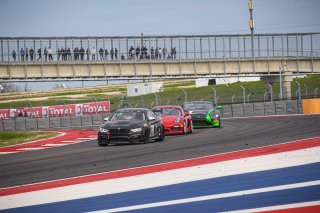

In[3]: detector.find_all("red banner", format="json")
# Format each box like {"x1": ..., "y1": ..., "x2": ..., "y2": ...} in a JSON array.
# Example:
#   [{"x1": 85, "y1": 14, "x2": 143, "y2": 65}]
[{"x1": 0, "y1": 101, "x2": 110, "y2": 120}]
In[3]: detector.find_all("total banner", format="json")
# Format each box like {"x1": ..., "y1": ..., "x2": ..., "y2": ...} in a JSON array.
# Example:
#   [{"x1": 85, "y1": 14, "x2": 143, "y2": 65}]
[{"x1": 0, "y1": 101, "x2": 110, "y2": 120}]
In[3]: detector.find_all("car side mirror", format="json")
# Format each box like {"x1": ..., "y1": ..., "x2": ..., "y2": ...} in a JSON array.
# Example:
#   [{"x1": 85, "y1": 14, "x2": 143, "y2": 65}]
[
  {"x1": 104, "y1": 117, "x2": 110, "y2": 122},
  {"x1": 216, "y1": 105, "x2": 222, "y2": 109},
  {"x1": 148, "y1": 116, "x2": 156, "y2": 121}
]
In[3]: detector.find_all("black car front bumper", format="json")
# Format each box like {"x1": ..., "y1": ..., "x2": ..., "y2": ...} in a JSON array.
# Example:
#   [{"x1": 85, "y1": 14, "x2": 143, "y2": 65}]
[{"x1": 98, "y1": 129, "x2": 145, "y2": 145}]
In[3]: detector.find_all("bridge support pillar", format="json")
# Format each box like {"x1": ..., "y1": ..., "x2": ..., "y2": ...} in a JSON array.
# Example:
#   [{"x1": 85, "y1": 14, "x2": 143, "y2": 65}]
[
  {"x1": 282, "y1": 71, "x2": 293, "y2": 100},
  {"x1": 261, "y1": 71, "x2": 293, "y2": 100}
]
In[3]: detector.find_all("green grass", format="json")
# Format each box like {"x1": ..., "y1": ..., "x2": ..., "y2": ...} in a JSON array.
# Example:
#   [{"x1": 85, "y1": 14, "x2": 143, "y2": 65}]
[
  {"x1": 0, "y1": 75, "x2": 319, "y2": 112},
  {"x1": 125, "y1": 75, "x2": 320, "y2": 108},
  {"x1": 0, "y1": 131, "x2": 60, "y2": 147}
]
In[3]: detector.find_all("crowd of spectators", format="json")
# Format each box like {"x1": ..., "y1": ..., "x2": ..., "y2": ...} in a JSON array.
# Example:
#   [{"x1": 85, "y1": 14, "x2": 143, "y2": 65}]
[{"x1": 10, "y1": 45, "x2": 178, "y2": 62}]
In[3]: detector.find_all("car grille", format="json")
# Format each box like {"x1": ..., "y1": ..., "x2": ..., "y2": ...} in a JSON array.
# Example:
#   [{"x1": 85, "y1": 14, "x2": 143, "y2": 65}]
[
  {"x1": 191, "y1": 114, "x2": 206, "y2": 119},
  {"x1": 193, "y1": 120, "x2": 211, "y2": 127},
  {"x1": 109, "y1": 129, "x2": 130, "y2": 134}
]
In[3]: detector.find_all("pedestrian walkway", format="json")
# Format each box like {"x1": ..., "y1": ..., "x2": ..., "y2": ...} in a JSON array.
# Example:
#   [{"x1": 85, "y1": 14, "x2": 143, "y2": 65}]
[{"x1": 0, "y1": 129, "x2": 97, "y2": 155}]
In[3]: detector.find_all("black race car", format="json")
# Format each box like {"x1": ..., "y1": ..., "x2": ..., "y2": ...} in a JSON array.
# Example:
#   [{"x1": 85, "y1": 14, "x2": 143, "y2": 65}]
[{"x1": 98, "y1": 108, "x2": 165, "y2": 146}]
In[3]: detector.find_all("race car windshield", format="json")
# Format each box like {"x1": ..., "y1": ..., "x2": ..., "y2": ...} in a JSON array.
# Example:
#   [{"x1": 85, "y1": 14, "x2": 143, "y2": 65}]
[
  {"x1": 111, "y1": 111, "x2": 146, "y2": 121},
  {"x1": 184, "y1": 103, "x2": 214, "y2": 111},
  {"x1": 154, "y1": 108, "x2": 182, "y2": 116}
]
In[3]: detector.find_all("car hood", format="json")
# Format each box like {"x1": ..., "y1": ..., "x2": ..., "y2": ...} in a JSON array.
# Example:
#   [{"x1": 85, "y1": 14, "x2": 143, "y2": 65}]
[
  {"x1": 101, "y1": 120, "x2": 146, "y2": 129},
  {"x1": 160, "y1": 115, "x2": 180, "y2": 123},
  {"x1": 189, "y1": 110, "x2": 209, "y2": 115}
]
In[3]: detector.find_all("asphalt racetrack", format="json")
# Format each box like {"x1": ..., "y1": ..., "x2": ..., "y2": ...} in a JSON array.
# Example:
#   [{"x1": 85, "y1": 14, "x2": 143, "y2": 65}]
[{"x1": 1, "y1": 115, "x2": 319, "y2": 189}]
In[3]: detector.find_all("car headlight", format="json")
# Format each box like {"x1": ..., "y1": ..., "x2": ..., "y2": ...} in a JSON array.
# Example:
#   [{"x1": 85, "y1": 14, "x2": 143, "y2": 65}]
[
  {"x1": 210, "y1": 112, "x2": 219, "y2": 119},
  {"x1": 174, "y1": 117, "x2": 181, "y2": 123},
  {"x1": 99, "y1": 128, "x2": 109, "y2": 133},
  {"x1": 131, "y1": 128, "x2": 142, "y2": 133}
]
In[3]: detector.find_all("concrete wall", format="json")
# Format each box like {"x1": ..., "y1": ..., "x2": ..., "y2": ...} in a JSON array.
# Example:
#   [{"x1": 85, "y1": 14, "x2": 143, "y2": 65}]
[
  {"x1": 1, "y1": 58, "x2": 319, "y2": 79},
  {"x1": 221, "y1": 100, "x2": 301, "y2": 118},
  {"x1": 0, "y1": 100, "x2": 305, "y2": 131}
]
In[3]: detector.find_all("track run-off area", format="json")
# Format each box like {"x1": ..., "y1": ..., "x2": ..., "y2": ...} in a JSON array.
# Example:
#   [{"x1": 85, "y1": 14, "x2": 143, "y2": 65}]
[{"x1": 0, "y1": 114, "x2": 319, "y2": 212}]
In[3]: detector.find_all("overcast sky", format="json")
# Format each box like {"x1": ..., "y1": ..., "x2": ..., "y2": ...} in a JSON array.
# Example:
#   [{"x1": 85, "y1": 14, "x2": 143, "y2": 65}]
[{"x1": 0, "y1": 0, "x2": 320, "y2": 37}]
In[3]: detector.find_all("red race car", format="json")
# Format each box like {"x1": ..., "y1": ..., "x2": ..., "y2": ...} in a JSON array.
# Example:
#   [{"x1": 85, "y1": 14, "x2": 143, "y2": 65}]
[{"x1": 152, "y1": 105, "x2": 193, "y2": 135}]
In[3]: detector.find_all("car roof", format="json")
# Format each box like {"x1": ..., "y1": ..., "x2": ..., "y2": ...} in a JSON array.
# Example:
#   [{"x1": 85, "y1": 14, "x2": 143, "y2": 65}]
[
  {"x1": 152, "y1": 105, "x2": 182, "y2": 109},
  {"x1": 116, "y1": 108, "x2": 149, "y2": 112},
  {"x1": 184, "y1": 101, "x2": 213, "y2": 104}
]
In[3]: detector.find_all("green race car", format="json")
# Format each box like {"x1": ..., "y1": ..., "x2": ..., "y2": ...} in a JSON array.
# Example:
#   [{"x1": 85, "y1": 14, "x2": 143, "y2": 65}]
[{"x1": 183, "y1": 101, "x2": 222, "y2": 128}]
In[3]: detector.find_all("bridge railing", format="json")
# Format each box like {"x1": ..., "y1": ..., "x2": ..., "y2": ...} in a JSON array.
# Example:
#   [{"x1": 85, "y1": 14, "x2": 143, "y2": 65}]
[{"x1": 1, "y1": 33, "x2": 319, "y2": 63}]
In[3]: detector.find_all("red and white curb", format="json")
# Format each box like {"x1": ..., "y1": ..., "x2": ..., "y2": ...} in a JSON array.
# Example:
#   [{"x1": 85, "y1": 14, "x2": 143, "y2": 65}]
[{"x1": 0, "y1": 129, "x2": 97, "y2": 155}]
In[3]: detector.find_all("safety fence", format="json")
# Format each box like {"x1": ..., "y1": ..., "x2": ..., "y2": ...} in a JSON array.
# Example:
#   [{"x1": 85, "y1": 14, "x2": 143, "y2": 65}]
[
  {"x1": 1, "y1": 33, "x2": 319, "y2": 63},
  {"x1": 0, "y1": 99, "x2": 304, "y2": 132}
]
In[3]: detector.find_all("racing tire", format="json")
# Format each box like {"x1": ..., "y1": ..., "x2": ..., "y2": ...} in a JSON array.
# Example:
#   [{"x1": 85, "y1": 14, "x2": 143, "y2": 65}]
[
  {"x1": 98, "y1": 142, "x2": 109, "y2": 146},
  {"x1": 141, "y1": 129, "x2": 149, "y2": 144},
  {"x1": 156, "y1": 126, "x2": 165, "y2": 142},
  {"x1": 183, "y1": 121, "x2": 187, "y2": 134},
  {"x1": 189, "y1": 120, "x2": 194, "y2": 133}
]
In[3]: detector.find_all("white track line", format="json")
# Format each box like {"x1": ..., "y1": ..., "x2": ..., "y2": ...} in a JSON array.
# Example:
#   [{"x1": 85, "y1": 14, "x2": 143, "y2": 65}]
[
  {"x1": 93, "y1": 181, "x2": 320, "y2": 213},
  {"x1": 17, "y1": 147, "x2": 47, "y2": 151},
  {"x1": 43, "y1": 144, "x2": 67, "y2": 147}
]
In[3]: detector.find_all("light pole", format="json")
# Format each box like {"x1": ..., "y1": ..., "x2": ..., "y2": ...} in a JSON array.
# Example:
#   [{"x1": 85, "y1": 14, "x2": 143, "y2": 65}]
[{"x1": 248, "y1": 0, "x2": 256, "y2": 73}]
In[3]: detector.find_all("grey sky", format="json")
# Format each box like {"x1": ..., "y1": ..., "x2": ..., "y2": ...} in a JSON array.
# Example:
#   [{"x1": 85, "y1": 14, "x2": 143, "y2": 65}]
[{"x1": 0, "y1": 0, "x2": 320, "y2": 37}]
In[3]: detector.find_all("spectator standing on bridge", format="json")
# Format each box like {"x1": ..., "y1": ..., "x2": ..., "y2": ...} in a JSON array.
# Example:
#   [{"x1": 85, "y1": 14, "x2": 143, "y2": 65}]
[
  {"x1": 20, "y1": 48, "x2": 25, "y2": 61},
  {"x1": 99, "y1": 48, "x2": 104, "y2": 60},
  {"x1": 80, "y1": 47, "x2": 85, "y2": 60},
  {"x1": 76, "y1": 47, "x2": 80, "y2": 60},
  {"x1": 44, "y1": 47, "x2": 48, "y2": 61},
  {"x1": 155, "y1": 47, "x2": 159, "y2": 59},
  {"x1": 48, "y1": 47, "x2": 53, "y2": 61},
  {"x1": 12, "y1": 50, "x2": 16, "y2": 61},
  {"x1": 37, "y1": 48, "x2": 42, "y2": 61},
  {"x1": 104, "y1": 48, "x2": 109, "y2": 60},
  {"x1": 128, "y1": 46, "x2": 134, "y2": 59},
  {"x1": 158, "y1": 47, "x2": 162, "y2": 59},
  {"x1": 135, "y1": 46, "x2": 140, "y2": 59},
  {"x1": 131, "y1": 48, "x2": 135, "y2": 60},
  {"x1": 86, "y1": 48, "x2": 89, "y2": 60},
  {"x1": 29, "y1": 48, "x2": 34, "y2": 61},
  {"x1": 110, "y1": 48, "x2": 114, "y2": 60},
  {"x1": 61, "y1": 48, "x2": 65, "y2": 60},
  {"x1": 25, "y1": 47, "x2": 29, "y2": 61},
  {"x1": 162, "y1": 47, "x2": 166, "y2": 59},
  {"x1": 150, "y1": 47, "x2": 154, "y2": 59},
  {"x1": 74, "y1": 47, "x2": 79, "y2": 61},
  {"x1": 91, "y1": 47, "x2": 96, "y2": 61},
  {"x1": 67, "y1": 48, "x2": 72, "y2": 60},
  {"x1": 172, "y1": 47, "x2": 177, "y2": 59},
  {"x1": 57, "y1": 48, "x2": 61, "y2": 61},
  {"x1": 73, "y1": 47, "x2": 77, "y2": 60},
  {"x1": 141, "y1": 46, "x2": 147, "y2": 59},
  {"x1": 115, "y1": 48, "x2": 118, "y2": 60}
]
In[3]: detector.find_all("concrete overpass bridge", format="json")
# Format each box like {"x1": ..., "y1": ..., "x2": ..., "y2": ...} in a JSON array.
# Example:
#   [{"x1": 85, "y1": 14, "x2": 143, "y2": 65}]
[
  {"x1": 0, "y1": 33, "x2": 319, "y2": 81},
  {"x1": 0, "y1": 33, "x2": 319, "y2": 99}
]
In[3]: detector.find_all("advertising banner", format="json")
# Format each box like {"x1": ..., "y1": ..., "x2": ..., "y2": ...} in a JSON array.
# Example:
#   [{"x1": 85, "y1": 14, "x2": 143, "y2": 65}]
[{"x1": 0, "y1": 101, "x2": 110, "y2": 120}]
